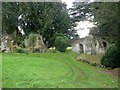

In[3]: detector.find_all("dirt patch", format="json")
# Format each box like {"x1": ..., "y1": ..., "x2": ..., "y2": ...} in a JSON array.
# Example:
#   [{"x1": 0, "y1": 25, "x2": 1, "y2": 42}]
[{"x1": 102, "y1": 68, "x2": 119, "y2": 78}]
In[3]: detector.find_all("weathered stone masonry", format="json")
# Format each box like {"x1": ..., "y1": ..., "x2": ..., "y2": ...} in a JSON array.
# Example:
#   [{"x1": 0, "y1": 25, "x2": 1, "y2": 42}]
[{"x1": 71, "y1": 35, "x2": 109, "y2": 54}]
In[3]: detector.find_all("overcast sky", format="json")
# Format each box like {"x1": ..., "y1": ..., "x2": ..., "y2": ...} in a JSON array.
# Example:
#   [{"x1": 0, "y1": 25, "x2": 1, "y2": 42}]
[{"x1": 62, "y1": 0, "x2": 95, "y2": 38}]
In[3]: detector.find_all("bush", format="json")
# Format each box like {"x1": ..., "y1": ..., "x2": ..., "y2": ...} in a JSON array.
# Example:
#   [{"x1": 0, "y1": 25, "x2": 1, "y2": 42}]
[
  {"x1": 54, "y1": 35, "x2": 69, "y2": 52},
  {"x1": 14, "y1": 47, "x2": 28, "y2": 53},
  {"x1": 90, "y1": 63, "x2": 97, "y2": 67},
  {"x1": 101, "y1": 45, "x2": 120, "y2": 69},
  {"x1": 28, "y1": 34, "x2": 38, "y2": 50}
]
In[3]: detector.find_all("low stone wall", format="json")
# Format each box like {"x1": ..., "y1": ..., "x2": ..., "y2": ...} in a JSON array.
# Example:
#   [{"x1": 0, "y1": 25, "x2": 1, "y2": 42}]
[{"x1": 75, "y1": 56, "x2": 105, "y2": 68}]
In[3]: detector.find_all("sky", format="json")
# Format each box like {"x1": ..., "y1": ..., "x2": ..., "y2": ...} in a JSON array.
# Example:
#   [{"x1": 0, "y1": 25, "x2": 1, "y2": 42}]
[
  {"x1": 75, "y1": 21, "x2": 95, "y2": 38},
  {"x1": 63, "y1": 0, "x2": 75, "y2": 9},
  {"x1": 62, "y1": 0, "x2": 95, "y2": 38}
]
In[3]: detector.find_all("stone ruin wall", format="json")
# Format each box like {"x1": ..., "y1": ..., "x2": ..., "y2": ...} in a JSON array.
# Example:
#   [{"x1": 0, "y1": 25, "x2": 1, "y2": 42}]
[
  {"x1": 0, "y1": 34, "x2": 46, "y2": 53},
  {"x1": 72, "y1": 35, "x2": 109, "y2": 54},
  {"x1": 0, "y1": 34, "x2": 14, "y2": 52},
  {"x1": 24, "y1": 35, "x2": 46, "y2": 52}
]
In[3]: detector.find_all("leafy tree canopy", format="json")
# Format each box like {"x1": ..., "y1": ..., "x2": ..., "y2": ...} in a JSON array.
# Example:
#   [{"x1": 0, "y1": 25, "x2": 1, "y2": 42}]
[{"x1": 2, "y1": 2, "x2": 74, "y2": 47}]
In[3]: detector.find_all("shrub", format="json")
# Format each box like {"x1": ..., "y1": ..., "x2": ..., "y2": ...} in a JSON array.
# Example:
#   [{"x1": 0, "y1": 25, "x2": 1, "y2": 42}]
[
  {"x1": 54, "y1": 35, "x2": 69, "y2": 52},
  {"x1": 91, "y1": 63, "x2": 97, "y2": 67},
  {"x1": 28, "y1": 34, "x2": 38, "y2": 50},
  {"x1": 101, "y1": 45, "x2": 120, "y2": 69},
  {"x1": 14, "y1": 47, "x2": 28, "y2": 53}
]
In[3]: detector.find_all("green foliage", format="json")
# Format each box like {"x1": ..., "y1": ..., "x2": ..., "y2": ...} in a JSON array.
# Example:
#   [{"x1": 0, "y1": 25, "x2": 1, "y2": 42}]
[
  {"x1": 91, "y1": 2, "x2": 119, "y2": 43},
  {"x1": 2, "y1": 2, "x2": 23, "y2": 45},
  {"x1": 28, "y1": 34, "x2": 37, "y2": 49},
  {"x1": 13, "y1": 33, "x2": 26, "y2": 46},
  {"x1": 2, "y1": 2, "x2": 73, "y2": 47},
  {"x1": 70, "y1": 2, "x2": 92, "y2": 22},
  {"x1": 25, "y1": 34, "x2": 38, "y2": 50},
  {"x1": 70, "y1": 2, "x2": 119, "y2": 44},
  {"x1": 54, "y1": 34, "x2": 69, "y2": 52},
  {"x1": 28, "y1": 34, "x2": 37, "y2": 45},
  {"x1": 2, "y1": 2, "x2": 20, "y2": 34},
  {"x1": 101, "y1": 45, "x2": 120, "y2": 69},
  {"x1": 14, "y1": 47, "x2": 27, "y2": 53}
]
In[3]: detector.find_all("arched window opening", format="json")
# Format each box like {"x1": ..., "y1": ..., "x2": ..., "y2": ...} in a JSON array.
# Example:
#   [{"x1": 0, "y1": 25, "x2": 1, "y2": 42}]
[
  {"x1": 79, "y1": 44, "x2": 84, "y2": 53},
  {"x1": 102, "y1": 41, "x2": 107, "y2": 50},
  {"x1": 94, "y1": 42, "x2": 97, "y2": 47}
]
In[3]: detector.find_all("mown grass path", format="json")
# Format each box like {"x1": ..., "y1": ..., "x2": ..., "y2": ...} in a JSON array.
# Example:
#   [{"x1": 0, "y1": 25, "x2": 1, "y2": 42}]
[{"x1": 2, "y1": 52, "x2": 118, "y2": 88}]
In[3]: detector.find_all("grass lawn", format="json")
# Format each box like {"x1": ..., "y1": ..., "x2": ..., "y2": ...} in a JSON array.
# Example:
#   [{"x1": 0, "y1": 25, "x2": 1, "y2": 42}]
[{"x1": 2, "y1": 52, "x2": 118, "y2": 88}]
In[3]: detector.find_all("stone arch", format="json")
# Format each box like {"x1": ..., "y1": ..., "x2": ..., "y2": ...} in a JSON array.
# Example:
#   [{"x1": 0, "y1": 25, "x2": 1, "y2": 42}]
[
  {"x1": 79, "y1": 43, "x2": 84, "y2": 53},
  {"x1": 94, "y1": 40, "x2": 98, "y2": 47}
]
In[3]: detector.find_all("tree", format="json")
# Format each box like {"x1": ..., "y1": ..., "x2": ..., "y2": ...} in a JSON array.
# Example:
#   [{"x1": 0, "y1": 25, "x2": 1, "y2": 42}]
[
  {"x1": 69, "y1": 2, "x2": 92, "y2": 40},
  {"x1": 54, "y1": 33, "x2": 69, "y2": 52},
  {"x1": 92, "y1": 2, "x2": 120, "y2": 68},
  {"x1": 2, "y1": 2, "x2": 73, "y2": 48},
  {"x1": 17, "y1": 2, "x2": 72, "y2": 47},
  {"x1": 69, "y1": 2, "x2": 93, "y2": 23},
  {"x1": 91, "y1": 2, "x2": 119, "y2": 43},
  {"x1": 2, "y1": 3, "x2": 21, "y2": 43},
  {"x1": 70, "y1": 2, "x2": 119, "y2": 44}
]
